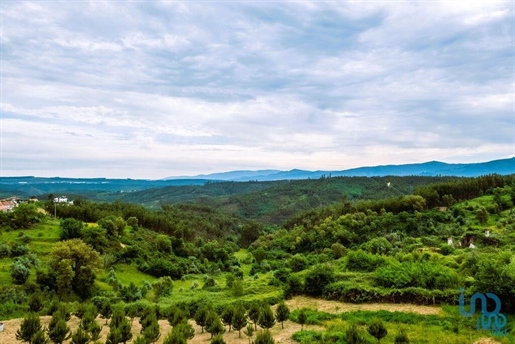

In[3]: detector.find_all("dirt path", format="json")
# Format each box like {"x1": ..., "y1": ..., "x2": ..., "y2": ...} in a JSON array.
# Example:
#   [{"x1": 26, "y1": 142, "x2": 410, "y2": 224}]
[
  {"x1": 284, "y1": 296, "x2": 442, "y2": 315},
  {"x1": 0, "y1": 296, "x2": 443, "y2": 344}
]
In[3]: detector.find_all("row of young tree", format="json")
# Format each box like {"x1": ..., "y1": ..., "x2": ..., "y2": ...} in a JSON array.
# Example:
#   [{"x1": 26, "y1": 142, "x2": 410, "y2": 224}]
[{"x1": 15, "y1": 299, "x2": 295, "y2": 344}]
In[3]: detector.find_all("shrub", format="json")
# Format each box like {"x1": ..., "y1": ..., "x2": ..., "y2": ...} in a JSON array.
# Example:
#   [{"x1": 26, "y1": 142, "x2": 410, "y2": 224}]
[
  {"x1": 346, "y1": 251, "x2": 385, "y2": 272},
  {"x1": 367, "y1": 318, "x2": 387, "y2": 342},
  {"x1": 291, "y1": 330, "x2": 322, "y2": 342},
  {"x1": 11, "y1": 261, "x2": 30, "y2": 284},
  {"x1": 304, "y1": 265, "x2": 335, "y2": 296},
  {"x1": 394, "y1": 328, "x2": 409, "y2": 344}
]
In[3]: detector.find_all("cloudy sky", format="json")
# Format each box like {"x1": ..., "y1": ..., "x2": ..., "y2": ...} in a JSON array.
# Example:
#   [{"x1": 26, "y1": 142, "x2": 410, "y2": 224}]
[{"x1": 1, "y1": 1, "x2": 513, "y2": 179}]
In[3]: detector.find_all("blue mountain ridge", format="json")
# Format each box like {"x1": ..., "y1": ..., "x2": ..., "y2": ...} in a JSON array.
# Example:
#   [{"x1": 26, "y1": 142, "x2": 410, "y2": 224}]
[{"x1": 165, "y1": 157, "x2": 515, "y2": 181}]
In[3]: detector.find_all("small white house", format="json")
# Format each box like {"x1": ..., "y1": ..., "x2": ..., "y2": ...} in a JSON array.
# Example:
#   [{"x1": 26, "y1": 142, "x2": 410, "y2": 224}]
[
  {"x1": 447, "y1": 237, "x2": 453, "y2": 246},
  {"x1": 54, "y1": 196, "x2": 68, "y2": 203},
  {"x1": 485, "y1": 230, "x2": 490, "y2": 237}
]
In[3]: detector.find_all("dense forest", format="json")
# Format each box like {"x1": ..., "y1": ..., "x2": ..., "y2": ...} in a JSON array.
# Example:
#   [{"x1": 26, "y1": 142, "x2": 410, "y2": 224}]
[{"x1": 0, "y1": 174, "x2": 514, "y2": 343}]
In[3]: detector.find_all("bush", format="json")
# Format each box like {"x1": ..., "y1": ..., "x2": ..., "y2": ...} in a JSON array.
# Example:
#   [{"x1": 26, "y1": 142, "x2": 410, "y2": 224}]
[
  {"x1": 367, "y1": 318, "x2": 387, "y2": 342},
  {"x1": 346, "y1": 251, "x2": 385, "y2": 272},
  {"x1": 60, "y1": 218, "x2": 84, "y2": 240},
  {"x1": 0, "y1": 241, "x2": 11, "y2": 257},
  {"x1": 291, "y1": 330, "x2": 322, "y2": 342},
  {"x1": 374, "y1": 260, "x2": 458, "y2": 290},
  {"x1": 394, "y1": 328, "x2": 409, "y2": 344},
  {"x1": 361, "y1": 237, "x2": 393, "y2": 255},
  {"x1": 303, "y1": 265, "x2": 335, "y2": 296},
  {"x1": 11, "y1": 261, "x2": 30, "y2": 284}
]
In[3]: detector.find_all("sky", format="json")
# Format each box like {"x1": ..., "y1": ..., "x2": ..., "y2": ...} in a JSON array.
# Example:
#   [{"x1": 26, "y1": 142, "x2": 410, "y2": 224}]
[{"x1": 1, "y1": 1, "x2": 514, "y2": 179}]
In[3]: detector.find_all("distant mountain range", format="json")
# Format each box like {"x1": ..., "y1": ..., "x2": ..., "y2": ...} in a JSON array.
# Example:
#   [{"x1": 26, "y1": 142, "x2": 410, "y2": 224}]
[
  {"x1": 164, "y1": 157, "x2": 515, "y2": 181},
  {"x1": 1, "y1": 157, "x2": 513, "y2": 198}
]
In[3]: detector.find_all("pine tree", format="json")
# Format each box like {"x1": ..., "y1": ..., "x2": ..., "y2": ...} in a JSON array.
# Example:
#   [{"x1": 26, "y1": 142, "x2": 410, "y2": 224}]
[
  {"x1": 88, "y1": 320, "x2": 102, "y2": 342},
  {"x1": 206, "y1": 315, "x2": 225, "y2": 339},
  {"x1": 16, "y1": 313, "x2": 42, "y2": 343},
  {"x1": 142, "y1": 314, "x2": 161, "y2": 344},
  {"x1": 221, "y1": 305, "x2": 235, "y2": 332},
  {"x1": 232, "y1": 305, "x2": 248, "y2": 338},
  {"x1": 257, "y1": 305, "x2": 275, "y2": 330},
  {"x1": 254, "y1": 330, "x2": 275, "y2": 344},
  {"x1": 119, "y1": 316, "x2": 133, "y2": 344},
  {"x1": 132, "y1": 336, "x2": 149, "y2": 344},
  {"x1": 30, "y1": 329, "x2": 49, "y2": 344},
  {"x1": 243, "y1": 323, "x2": 254, "y2": 344},
  {"x1": 70, "y1": 326, "x2": 90, "y2": 344},
  {"x1": 275, "y1": 302, "x2": 290, "y2": 329},
  {"x1": 211, "y1": 334, "x2": 226, "y2": 344},
  {"x1": 248, "y1": 303, "x2": 261, "y2": 331},
  {"x1": 47, "y1": 312, "x2": 71, "y2": 344},
  {"x1": 106, "y1": 327, "x2": 122, "y2": 344},
  {"x1": 297, "y1": 309, "x2": 307, "y2": 331},
  {"x1": 194, "y1": 304, "x2": 211, "y2": 334},
  {"x1": 109, "y1": 306, "x2": 125, "y2": 329}
]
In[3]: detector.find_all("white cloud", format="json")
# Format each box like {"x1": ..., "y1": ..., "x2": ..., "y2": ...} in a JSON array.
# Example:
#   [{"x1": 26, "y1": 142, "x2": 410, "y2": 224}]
[{"x1": 0, "y1": 1, "x2": 513, "y2": 178}]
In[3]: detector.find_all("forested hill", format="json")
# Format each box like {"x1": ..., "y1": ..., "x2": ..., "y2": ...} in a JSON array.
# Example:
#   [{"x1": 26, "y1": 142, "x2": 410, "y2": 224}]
[{"x1": 110, "y1": 176, "x2": 460, "y2": 225}]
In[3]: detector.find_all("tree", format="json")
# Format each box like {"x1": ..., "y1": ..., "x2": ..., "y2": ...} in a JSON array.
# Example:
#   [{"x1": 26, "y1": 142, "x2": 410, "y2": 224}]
[
  {"x1": 30, "y1": 329, "x2": 49, "y2": 344},
  {"x1": 142, "y1": 313, "x2": 160, "y2": 343},
  {"x1": 106, "y1": 305, "x2": 131, "y2": 343},
  {"x1": 257, "y1": 305, "x2": 275, "y2": 330},
  {"x1": 252, "y1": 247, "x2": 268, "y2": 264},
  {"x1": 248, "y1": 303, "x2": 261, "y2": 331},
  {"x1": 163, "y1": 321, "x2": 195, "y2": 344},
  {"x1": 153, "y1": 276, "x2": 173, "y2": 300},
  {"x1": 11, "y1": 202, "x2": 43, "y2": 229},
  {"x1": 368, "y1": 318, "x2": 387, "y2": 342},
  {"x1": 118, "y1": 315, "x2": 133, "y2": 344},
  {"x1": 243, "y1": 323, "x2": 254, "y2": 344},
  {"x1": 194, "y1": 304, "x2": 211, "y2": 333},
  {"x1": 99, "y1": 299, "x2": 113, "y2": 325},
  {"x1": 70, "y1": 327, "x2": 90, "y2": 344},
  {"x1": 206, "y1": 314, "x2": 225, "y2": 339},
  {"x1": 127, "y1": 216, "x2": 139, "y2": 229},
  {"x1": 232, "y1": 279, "x2": 244, "y2": 297},
  {"x1": 476, "y1": 207, "x2": 489, "y2": 225},
  {"x1": 210, "y1": 335, "x2": 226, "y2": 344},
  {"x1": 88, "y1": 320, "x2": 102, "y2": 342},
  {"x1": 132, "y1": 336, "x2": 149, "y2": 344},
  {"x1": 60, "y1": 218, "x2": 84, "y2": 240},
  {"x1": 11, "y1": 260, "x2": 30, "y2": 284},
  {"x1": 221, "y1": 306, "x2": 235, "y2": 332},
  {"x1": 98, "y1": 215, "x2": 126, "y2": 237},
  {"x1": 81, "y1": 226, "x2": 108, "y2": 253},
  {"x1": 106, "y1": 328, "x2": 122, "y2": 344},
  {"x1": 303, "y1": 265, "x2": 335, "y2": 296},
  {"x1": 48, "y1": 312, "x2": 71, "y2": 344},
  {"x1": 254, "y1": 330, "x2": 275, "y2": 344},
  {"x1": 166, "y1": 306, "x2": 188, "y2": 327},
  {"x1": 232, "y1": 305, "x2": 248, "y2": 338},
  {"x1": 297, "y1": 309, "x2": 307, "y2": 331},
  {"x1": 49, "y1": 239, "x2": 102, "y2": 299},
  {"x1": 109, "y1": 306, "x2": 125, "y2": 329},
  {"x1": 275, "y1": 302, "x2": 290, "y2": 329},
  {"x1": 55, "y1": 259, "x2": 74, "y2": 300},
  {"x1": 16, "y1": 313, "x2": 42, "y2": 343},
  {"x1": 28, "y1": 293, "x2": 44, "y2": 313}
]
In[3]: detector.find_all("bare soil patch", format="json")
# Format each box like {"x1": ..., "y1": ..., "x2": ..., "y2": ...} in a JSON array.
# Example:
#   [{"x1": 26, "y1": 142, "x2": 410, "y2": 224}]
[{"x1": 284, "y1": 296, "x2": 442, "y2": 315}]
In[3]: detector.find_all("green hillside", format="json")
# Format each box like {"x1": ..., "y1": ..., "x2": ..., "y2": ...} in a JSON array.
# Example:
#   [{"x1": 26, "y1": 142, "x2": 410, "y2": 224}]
[{"x1": 0, "y1": 174, "x2": 514, "y2": 343}]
